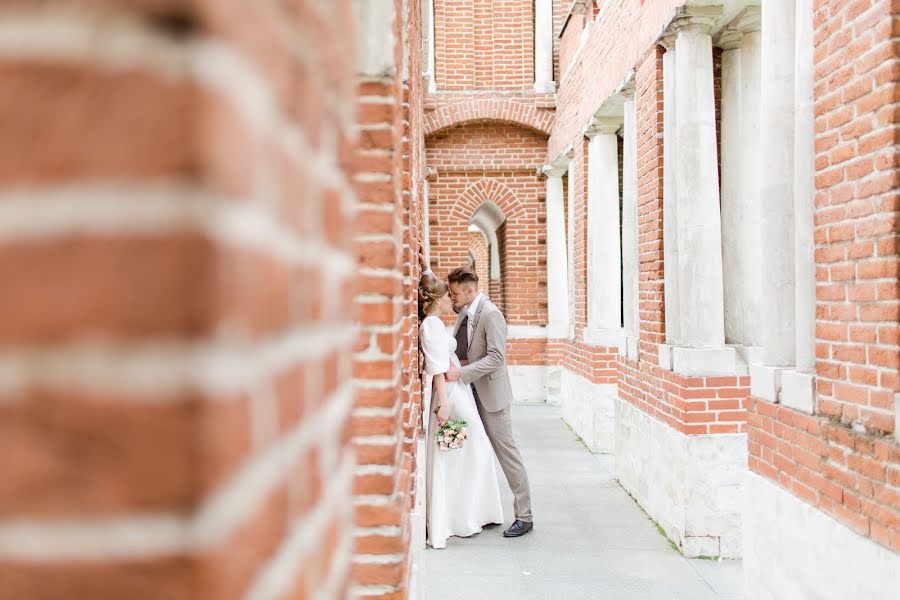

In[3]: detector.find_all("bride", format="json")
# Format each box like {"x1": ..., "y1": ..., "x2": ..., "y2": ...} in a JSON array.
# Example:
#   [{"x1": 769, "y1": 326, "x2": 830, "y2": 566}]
[{"x1": 419, "y1": 274, "x2": 504, "y2": 548}]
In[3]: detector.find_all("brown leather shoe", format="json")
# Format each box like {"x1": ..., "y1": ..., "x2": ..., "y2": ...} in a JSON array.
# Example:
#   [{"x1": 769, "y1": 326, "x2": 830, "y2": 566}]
[{"x1": 503, "y1": 520, "x2": 533, "y2": 538}]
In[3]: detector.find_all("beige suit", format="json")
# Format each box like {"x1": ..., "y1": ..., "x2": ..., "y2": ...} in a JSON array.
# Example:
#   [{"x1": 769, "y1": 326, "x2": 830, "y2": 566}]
[{"x1": 455, "y1": 297, "x2": 533, "y2": 523}]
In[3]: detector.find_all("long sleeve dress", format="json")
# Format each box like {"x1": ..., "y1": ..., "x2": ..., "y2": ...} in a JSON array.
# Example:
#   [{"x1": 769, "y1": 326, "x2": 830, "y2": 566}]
[{"x1": 420, "y1": 315, "x2": 504, "y2": 548}]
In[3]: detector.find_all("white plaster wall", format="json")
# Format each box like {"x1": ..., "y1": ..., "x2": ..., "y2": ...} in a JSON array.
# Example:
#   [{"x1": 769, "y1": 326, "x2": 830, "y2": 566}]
[
  {"x1": 558, "y1": 370, "x2": 617, "y2": 453},
  {"x1": 615, "y1": 398, "x2": 747, "y2": 558},
  {"x1": 744, "y1": 472, "x2": 900, "y2": 599},
  {"x1": 508, "y1": 365, "x2": 548, "y2": 404}
]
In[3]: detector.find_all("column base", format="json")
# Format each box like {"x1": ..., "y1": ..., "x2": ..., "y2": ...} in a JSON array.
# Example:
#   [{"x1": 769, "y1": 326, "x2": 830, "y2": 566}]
[
  {"x1": 728, "y1": 344, "x2": 764, "y2": 374},
  {"x1": 780, "y1": 369, "x2": 816, "y2": 414},
  {"x1": 533, "y1": 80, "x2": 556, "y2": 93},
  {"x1": 749, "y1": 364, "x2": 783, "y2": 402},
  {"x1": 658, "y1": 345, "x2": 737, "y2": 376},
  {"x1": 583, "y1": 326, "x2": 624, "y2": 348},
  {"x1": 617, "y1": 335, "x2": 640, "y2": 361}
]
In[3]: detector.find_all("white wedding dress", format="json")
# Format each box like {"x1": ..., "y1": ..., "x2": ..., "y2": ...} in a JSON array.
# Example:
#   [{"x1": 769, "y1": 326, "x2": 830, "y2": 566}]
[{"x1": 420, "y1": 315, "x2": 504, "y2": 549}]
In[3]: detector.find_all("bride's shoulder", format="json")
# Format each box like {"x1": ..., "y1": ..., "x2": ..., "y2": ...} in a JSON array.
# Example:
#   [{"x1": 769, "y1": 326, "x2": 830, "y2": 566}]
[
  {"x1": 420, "y1": 315, "x2": 447, "y2": 334},
  {"x1": 421, "y1": 315, "x2": 443, "y2": 328}
]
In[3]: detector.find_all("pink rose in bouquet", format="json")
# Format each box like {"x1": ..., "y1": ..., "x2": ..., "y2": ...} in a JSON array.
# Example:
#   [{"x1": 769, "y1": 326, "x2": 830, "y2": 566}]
[{"x1": 435, "y1": 419, "x2": 469, "y2": 451}]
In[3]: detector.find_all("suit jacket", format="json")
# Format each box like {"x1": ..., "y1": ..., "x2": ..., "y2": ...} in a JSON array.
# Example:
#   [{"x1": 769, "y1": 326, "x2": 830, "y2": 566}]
[{"x1": 454, "y1": 297, "x2": 514, "y2": 413}]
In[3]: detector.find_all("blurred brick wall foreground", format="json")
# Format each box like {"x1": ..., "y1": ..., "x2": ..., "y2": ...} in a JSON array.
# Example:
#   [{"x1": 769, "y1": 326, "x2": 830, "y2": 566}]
[{"x1": 0, "y1": 1, "x2": 423, "y2": 598}]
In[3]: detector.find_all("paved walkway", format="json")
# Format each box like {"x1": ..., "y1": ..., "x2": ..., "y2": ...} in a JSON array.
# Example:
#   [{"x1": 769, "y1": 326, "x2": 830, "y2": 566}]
[{"x1": 424, "y1": 404, "x2": 744, "y2": 600}]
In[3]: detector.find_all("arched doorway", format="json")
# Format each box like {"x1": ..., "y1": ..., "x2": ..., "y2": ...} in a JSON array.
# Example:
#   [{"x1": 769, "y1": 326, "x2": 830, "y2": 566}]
[{"x1": 469, "y1": 200, "x2": 507, "y2": 313}]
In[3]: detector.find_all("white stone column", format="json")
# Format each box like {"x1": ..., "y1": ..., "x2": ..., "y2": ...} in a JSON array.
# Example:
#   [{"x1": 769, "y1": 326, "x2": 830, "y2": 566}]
[
  {"x1": 718, "y1": 7, "x2": 763, "y2": 358},
  {"x1": 534, "y1": 0, "x2": 554, "y2": 92},
  {"x1": 751, "y1": 0, "x2": 799, "y2": 402},
  {"x1": 740, "y1": 23, "x2": 763, "y2": 350},
  {"x1": 760, "y1": 0, "x2": 797, "y2": 368},
  {"x1": 794, "y1": 0, "x2": 815, "y2": 373},
  {"x1": 424, "y1": 0, "x2": 436, "y2": 92},
  {"x1": 585, "y1": 119, "x2": 623, "y2": 346},
  {"x1": 674, "y1": 24, "x2": 726, "y2": 349},
  {"x1": 668, "y1": 10, "x2": 736, "y2": 375},
  {"x1": 621, "y1": 99, "x2": 639, "y2": 360},
  {"x1": 779, "y1": 0, "x2": 817, "y2": 414},
  {"x1": 719, "y1": 38, "x2": 743, "y2": 345},
  {"x1": 662, "y1": 46, "x2": 681, "y2": 350},
  {"x1": 566, "y1": 159, "x2": 577, "y2": 339},
  {"x1": 544, "y1": 166, "x2": 569, "y2": 339}
]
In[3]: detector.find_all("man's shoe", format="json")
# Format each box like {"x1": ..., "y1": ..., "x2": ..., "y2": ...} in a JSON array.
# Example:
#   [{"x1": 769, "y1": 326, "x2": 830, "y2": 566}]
[{"x1": 503, "y1": 520, "x2": 533, "y2": 538}]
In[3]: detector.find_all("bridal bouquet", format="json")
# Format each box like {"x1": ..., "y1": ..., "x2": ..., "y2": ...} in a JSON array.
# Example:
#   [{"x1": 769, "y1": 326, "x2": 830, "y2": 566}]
[{"x1": 435, "y1": 420, "x2": 469, "y2": 451}]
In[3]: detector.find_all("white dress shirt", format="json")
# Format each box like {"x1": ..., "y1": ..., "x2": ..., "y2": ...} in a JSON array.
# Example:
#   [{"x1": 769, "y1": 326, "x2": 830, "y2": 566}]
[{"x1": 466, "y1": 293, "x2": 485, "y2": 345}]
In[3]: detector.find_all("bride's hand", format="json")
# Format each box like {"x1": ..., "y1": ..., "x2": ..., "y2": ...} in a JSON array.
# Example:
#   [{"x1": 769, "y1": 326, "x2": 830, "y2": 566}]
[{"x1": 437, "y1": 402, "x2": 451, "y2": 425}]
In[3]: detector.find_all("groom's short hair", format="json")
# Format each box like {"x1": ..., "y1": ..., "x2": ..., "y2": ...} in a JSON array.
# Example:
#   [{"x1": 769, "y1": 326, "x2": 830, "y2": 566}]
[{"x1": 447, "y1": 266, "x2": 479, "y2": 287}]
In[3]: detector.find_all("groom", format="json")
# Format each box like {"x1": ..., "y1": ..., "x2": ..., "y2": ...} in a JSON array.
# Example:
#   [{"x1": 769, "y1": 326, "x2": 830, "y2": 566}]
[{"x1": 420, "y1": 250, "x2": 534, "y2": 538}]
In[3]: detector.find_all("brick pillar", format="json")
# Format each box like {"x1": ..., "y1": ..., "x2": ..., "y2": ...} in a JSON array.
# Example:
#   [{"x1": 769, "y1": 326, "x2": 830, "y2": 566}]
[
  {"x1": 0, "y1": 1, "x2": 358, "y2": 598},
  {"x1": 351, "y1": 0, "x2": 425, "y2": 598}
]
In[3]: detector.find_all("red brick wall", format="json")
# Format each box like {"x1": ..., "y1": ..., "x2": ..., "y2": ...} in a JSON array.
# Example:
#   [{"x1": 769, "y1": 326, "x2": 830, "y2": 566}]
[
  {"x1": 811, "y1": 0, "x2": 898, "y2": 434},
  {"x1": 351, "y1": 0, "x2": 426, "y2": 596},
  {"x1": 746, "y1": 0, "x2": 900, "y2": 552},
  {"x1": 468, "y1": 232, "x2": 490, "y2": 291},
  {"x1": 434, "y1": 0, "x2": 534, "y2": 91},
  {"x1": 426, "y1": 122, "x2": 549, "y2": 327},
  {"x1": 0, "y1": 1, "x2": 358, "y2": 598}
]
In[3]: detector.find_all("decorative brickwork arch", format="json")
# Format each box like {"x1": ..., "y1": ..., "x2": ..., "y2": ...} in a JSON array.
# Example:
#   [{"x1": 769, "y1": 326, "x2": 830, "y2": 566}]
[
  {"x1": 424, "y1": 99, "x2": 555, "y2": 136},
  {"x1": 451, "y1": 178, "x2": 525, "y2": 223}
]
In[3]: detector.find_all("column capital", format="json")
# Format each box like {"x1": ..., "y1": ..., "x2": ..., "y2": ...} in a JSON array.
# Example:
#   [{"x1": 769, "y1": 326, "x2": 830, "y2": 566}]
[
  {"x1": 660, "y1": 5, "x2": 724, "y2": 48},
  {"x1": 541, "y1": 164, "x2": 567, "y2": 178},
  {"x1": 716, "y1": 6, "x2": 761, "y2": 50},
  {"x1": 583, "y1": 116, "x2": 622, "y2": 139}
]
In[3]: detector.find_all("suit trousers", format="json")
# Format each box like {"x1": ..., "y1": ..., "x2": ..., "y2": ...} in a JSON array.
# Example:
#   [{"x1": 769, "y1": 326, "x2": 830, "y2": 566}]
[{"x1": 475, "y1": 393, "x2": 533, "y2": 523}]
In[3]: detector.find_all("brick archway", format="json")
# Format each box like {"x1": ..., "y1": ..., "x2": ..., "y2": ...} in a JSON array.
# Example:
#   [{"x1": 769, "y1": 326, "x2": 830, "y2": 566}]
[
  {"x1": 424, "y1": 99, "x2": 555, "y2": 136},
  {"x1": 452, "y1": 178, "x2": 525, "y2": 223}
]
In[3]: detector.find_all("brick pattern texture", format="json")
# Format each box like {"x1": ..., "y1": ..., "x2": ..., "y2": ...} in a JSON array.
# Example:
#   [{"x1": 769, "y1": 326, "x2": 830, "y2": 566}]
[
  {"x1": 433, "y1": 0, "x2": 534, "y2": 91},
  {"x1": 351, "y1": 0, "x2": 426, "y2": 597},
  {"x1": 0, "y1": 1, "x2": 361, "y2": 598},
  {"x1": 744, "y1": 0, "x2": 900, "y2": 552}
]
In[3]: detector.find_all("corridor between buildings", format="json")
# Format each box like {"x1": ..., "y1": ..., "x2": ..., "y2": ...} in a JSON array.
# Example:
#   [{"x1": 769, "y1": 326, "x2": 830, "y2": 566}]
[{"x1": 0, "y1": 1, "x2": 896, "y2": 599}]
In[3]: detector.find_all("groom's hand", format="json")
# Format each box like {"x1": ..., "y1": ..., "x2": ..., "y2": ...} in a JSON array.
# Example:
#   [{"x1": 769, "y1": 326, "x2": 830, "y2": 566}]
[{"x1": 446, "y1": 363, "x2": 461, "y2": 382}]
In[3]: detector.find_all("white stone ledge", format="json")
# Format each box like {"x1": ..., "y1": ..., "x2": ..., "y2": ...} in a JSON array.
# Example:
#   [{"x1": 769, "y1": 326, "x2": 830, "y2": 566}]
[
  {"x1": 508, "y1": 325, "x2": 548, "y2": 339},
  {"x1": 658, "y1": 345, "x2": 737, "y2": 376},
  {"x1": 583, "y1": 327, "x2": 624, "y2": 348}
]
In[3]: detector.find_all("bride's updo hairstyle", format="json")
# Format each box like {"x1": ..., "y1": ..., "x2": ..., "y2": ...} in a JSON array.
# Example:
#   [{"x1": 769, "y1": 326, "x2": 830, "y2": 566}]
[{"x1": 418, "y1": 274, "x2": 449, "y2": 321}]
